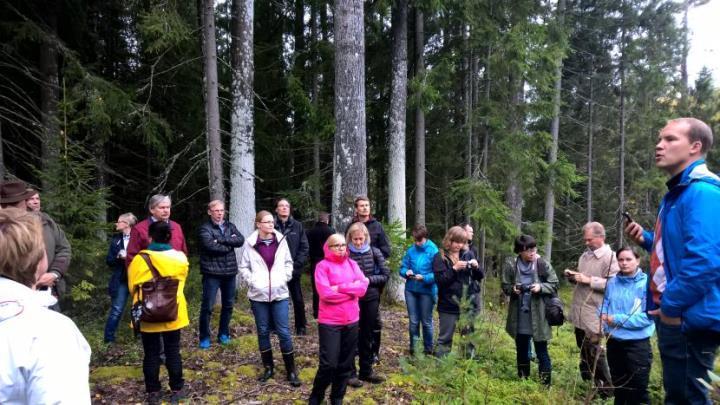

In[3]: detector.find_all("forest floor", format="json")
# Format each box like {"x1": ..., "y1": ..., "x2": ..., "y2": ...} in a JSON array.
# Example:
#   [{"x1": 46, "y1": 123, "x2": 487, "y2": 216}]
[
  {"x1": 79, "y1": 278, "x2": 672, "y2": 404},
  {"x1": 86, "y1": 295, "x2": 416, "y2": 404}
]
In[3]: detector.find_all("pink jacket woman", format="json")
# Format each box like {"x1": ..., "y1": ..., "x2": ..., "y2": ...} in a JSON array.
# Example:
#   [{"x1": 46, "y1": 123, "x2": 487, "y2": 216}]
[{"x1": 314, "y1": 242, "x2": 369, "y2": 325}]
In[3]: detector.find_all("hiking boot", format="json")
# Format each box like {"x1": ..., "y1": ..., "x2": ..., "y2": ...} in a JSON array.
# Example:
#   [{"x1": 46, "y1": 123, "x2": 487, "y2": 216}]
[
  {"x1": 198, "y1": 338, "x2": 211, "y2": 350},
  {"x1": 145, "y1": 391, "x2": 161, "y2": 405},
  {"x1": 296, "y1": 327, "x2": 307, "y2": 336},
  {"x1": 170, "y1": 388, "x2": 186, "y2": 404},
  {"x1": 347, "y1": 377, "x2": 363, "y2": 388},
  {"x1": 359, "y1": 373, "x2": 385, "y2": 384},
  {"x1": 218, "y1": 334, "x2": 231, "y2": 345}
]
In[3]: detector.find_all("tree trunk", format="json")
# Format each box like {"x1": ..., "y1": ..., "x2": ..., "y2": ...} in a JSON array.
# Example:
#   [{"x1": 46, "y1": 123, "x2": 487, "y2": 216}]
[
  {"x1": 310, "y1": 2, "x2": 321, "y2": 206},
  {"x1": 414, "y1": 8, "x2": 426, "y2": 226},
  {"x1": 680, "y1": 0, "x2": 689, "y2": 110},
  {"x1": 386, "y1": 0, "x2": 408, "y2": 303},
  {"x1": 542, "y1": 0, "x2": 565, "y2": 262},
  {"x1": 39, "y1": 0, "x2": 60, "y2": 191},
  {"x1": 388, "y1": 0, "x2": 408, "y2": 232},
  {"x1": 0, "y1": 120, "x2": 4, "y2": 181},
  {"x1": 230, "y1": 0, "x2": 256, "y2": 238},
  {"x1": 506, "y1": 82, "x2": 524, "y2": 231},
  {"x1": 587, "y1": 63, "x2": 594, "y2": 223},
  {"x1": 617, "y1": 11, "x2": 627, "y2": 246},
  {"x1": 202, "y1": 0, "x2": 225, "y2": 201},
  {"x1": 331, "y1": 0, "x2": 367, "y2": 231},
  {"x1": 479, "y1": 44, "x2": 492, "y2": 269}
]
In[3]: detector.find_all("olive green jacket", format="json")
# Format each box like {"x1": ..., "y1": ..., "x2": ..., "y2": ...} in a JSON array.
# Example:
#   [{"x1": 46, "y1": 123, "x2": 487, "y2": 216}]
[{"x1": 501, "y1": 256, "x2": 559, "y2": 342}]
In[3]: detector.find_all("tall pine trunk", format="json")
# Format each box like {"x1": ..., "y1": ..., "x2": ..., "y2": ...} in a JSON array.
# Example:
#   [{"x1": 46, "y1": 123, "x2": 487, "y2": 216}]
[
  {"x1": 230, "y1": 0, "x2": 256, "y2": 238},
  {"x1": 332, "y1": 0, "x2": 367, "y2": 231},
  {"x1": 587, "y1": 63, "x2": 594, "y2": 223},
  {"x1": 0, "y1": 121, "x2": 4, "y2": 181},
  {"x1": 617, "y1": 10, "x2": 627, "y2": 246},
  {"x1": 202, "y1": 0, "x2": 225, "y2": 201},
  {"x1": 414, "y1": 8, "x2": 426, "y2": 226},
  {"x1": 310, "y1": 2, "x2": 322, "y2": 206},
  {"x1": 543, "y1": 0, "x2": 565, "y2": 262},
  {"x1": 39, "y1": 0, "x2": 60, "y2": 191}
]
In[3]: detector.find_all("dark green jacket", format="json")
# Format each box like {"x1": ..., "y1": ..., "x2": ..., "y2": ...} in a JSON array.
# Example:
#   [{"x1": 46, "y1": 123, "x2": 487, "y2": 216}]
[
  {"x1": 501, "y1": 256, "x2": 558, "y2": 342},
  {"x1": 40, "y1": 212, "x2": 71, "y2": 278}
]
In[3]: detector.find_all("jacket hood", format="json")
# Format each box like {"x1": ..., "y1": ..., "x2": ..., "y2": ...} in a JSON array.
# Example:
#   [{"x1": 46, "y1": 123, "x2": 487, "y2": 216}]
[
  {"x1": 415, "y1": 239, "x2": 437, "y2": 252},
  {"x1": 0, "y1": 277, "x2": 57, "y2": 323},
  {"x1": 247, "y1": 229, "x2": 285, "y2": 246},
  {"x1": 352, "y1": 215, "x2": 377, "y2": 224},
  {"x1": 616, "y1": 267, "x2": 645, "y2": 283},
  {"x1": 323, "y1": 241, "x2": 350, "y2": 263},
  {"x1": 676, "y1": 160, "x2": 720, "y2": 188}
]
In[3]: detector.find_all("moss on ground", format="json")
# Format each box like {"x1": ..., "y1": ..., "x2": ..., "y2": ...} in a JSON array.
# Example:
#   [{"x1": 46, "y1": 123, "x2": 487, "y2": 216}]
[{"x1": 90, "y1": 365, "x2": 143, "y2": 384}]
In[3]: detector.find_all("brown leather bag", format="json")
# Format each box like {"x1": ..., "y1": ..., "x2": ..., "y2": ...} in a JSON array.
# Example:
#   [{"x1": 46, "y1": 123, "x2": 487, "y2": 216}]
[{"x1": 134, "y1": 252, "x2": 179, "y2": 323}]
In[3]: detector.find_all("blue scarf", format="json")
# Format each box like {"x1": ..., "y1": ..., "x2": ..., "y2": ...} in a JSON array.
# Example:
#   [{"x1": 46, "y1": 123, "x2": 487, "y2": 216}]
[
  {"x1": 348, "y1": 242, "x2": 371, "y2": 254},
  {"x1": 148, "y1": 242, "x2": 172, "y2": 251}
]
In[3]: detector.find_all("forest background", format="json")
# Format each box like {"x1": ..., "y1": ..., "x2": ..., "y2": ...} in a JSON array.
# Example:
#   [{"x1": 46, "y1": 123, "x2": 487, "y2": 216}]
[{"x1": 1, "y1": 0, "x2": 720, "y2": 402}]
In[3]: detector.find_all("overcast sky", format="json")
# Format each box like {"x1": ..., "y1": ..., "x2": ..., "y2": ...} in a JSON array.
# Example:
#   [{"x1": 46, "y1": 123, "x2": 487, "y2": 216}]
[{"x1": 687, "y1": 1, "x2": 720, "y2": 84}]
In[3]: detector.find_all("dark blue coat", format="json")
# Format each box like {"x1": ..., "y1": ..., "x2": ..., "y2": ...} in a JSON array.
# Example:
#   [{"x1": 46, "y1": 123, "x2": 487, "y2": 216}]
[
  {"x1": 275, "y1": 216, "x2": 309, "y2": 277},
  {"x1": 198, "y1": 220, "x2": 245, "y2": 276},
  {"x1": 105, "y1": 234, "x2": 127, "y2": 296}
]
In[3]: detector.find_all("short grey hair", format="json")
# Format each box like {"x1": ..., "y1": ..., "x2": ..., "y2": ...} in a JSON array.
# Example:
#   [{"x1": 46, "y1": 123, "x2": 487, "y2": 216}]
[
  {"x1": 119, "y1": 212, "x2": 138, "y2": 227},
  {"x1": 582, "y1": 222, "x2": 605, "y2": 238},
  {"x1": 148, "y1": 194, "x2": 171, "y2": 211}
]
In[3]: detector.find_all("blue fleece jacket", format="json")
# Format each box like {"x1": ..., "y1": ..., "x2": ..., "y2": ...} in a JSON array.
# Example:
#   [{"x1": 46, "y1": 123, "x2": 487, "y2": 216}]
[
  {"x1": 640, "y1": 160, "x2": 720, "y2": 333},
  {"x1": 399, "y1": 239, "x2": 439, "y2": 296},
  {"x1": 600, "y1": 269, "x2": 655, "y2": 340}
]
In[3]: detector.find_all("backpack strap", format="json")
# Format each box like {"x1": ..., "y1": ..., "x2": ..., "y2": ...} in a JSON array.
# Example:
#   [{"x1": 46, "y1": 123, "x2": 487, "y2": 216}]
[{"x1": 139, "y1": 252, "x2": 162, "y2": 280}]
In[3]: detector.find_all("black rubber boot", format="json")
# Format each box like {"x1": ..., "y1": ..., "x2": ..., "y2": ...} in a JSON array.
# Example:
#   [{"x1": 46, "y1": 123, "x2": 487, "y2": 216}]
[
  {"x1": 517, "y1": 363, "x2": 531, "y2": 379},
  {"x1": 540, "y1": 371, "x2": 552, "y2": 386},
  {"x1": 258, "y1": 349, "x2": 274, "y2": 382},
  {"x1": 282, "y1": 351, "x2": 302, "y2": 387}
]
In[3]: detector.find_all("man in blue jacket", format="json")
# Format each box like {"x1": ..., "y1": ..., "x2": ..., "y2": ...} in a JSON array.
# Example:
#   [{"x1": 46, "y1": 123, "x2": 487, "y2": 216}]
[
  {"x1": 198, "y1": 200, "x2": 245, "y2": 349},
  {"x1": 625, "y1": 117, "x2": 720, "y2": 404}
]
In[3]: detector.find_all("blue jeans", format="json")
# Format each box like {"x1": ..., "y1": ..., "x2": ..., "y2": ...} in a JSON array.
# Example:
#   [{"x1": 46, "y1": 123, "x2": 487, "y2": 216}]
[
  {"x1": 250, "y1": 299, "x2": 294, "y2": 353},
  {"x1": 199, "y1": 274, "x2": 237, "y2": 341},
  {"x1": 656, "y1": 317, "x2": 719, "y2": 405},
  {"x1": 404, "y1": 289, "x2": 434, "y2": 353},
  {"x1": 515, "y1": 334, "x2": 551, "y2": 375},
  {"x1": 104, "y1": 279, "x2": 130, "y2": 342}
]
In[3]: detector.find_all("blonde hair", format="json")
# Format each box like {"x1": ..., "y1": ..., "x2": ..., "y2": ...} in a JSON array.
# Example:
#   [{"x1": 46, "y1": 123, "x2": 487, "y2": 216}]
[
  {"x1": 119, "y1": 212, "x2": 137, "y2": 227},
  {"x1": 441, "y1": 226, "x2": 468, "y2": 251},
  {"x1": 254, "y1": 210, "x2": 273, "y2": 227},
  {"x1": 0, "y1": 208, "x2": 46, "y2": 287},
  {"x1": 346, "y1": 222, "x2": 369, "y2": 244},
  {"x1": 326, "y1": 233, "x2": 346, "y2": 248}
]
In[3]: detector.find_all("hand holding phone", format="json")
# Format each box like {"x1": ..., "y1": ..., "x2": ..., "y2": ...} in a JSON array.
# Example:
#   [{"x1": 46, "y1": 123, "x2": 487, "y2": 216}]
[{"x1": 622, "y1": 211, "x2": 634, "y2": 224}]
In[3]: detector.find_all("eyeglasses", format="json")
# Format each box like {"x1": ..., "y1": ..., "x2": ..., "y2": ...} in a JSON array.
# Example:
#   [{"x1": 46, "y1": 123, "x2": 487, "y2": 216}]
[
  {"x1": 329, "y1": 243, "x2": 346, "y2": 249},
  {"x1": 259, "y1": 220, "x2": 274, "y2": 224}
]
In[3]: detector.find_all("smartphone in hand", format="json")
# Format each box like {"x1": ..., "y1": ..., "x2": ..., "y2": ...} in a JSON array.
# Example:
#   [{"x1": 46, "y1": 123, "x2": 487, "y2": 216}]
[{"x1": 622, "y1": 211, "x2": 634, "y2": 224}]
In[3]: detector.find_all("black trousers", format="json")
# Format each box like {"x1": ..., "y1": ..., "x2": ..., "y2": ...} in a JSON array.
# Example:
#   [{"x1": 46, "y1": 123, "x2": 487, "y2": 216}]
[
  {"x1": 309, "y1": 322, "x2": 359, "y2": 404},
  {"x1": 288, "y1": 274, "x2": 307, "y2": 331},
  {"x1": 575, "y1": 328, "x2": 612, "y2": 387},
  {"x1": 141, "y1": 329, "x2": 183, "y2": 393},
  {"x1": 607, "y1": 337, "x2": 652, "y2": 405},
  {"x1": 355, "y1": 298, "x2": 380, "y2": 377},
  {"x1": 310, "y1": 259, "x2": 321, "y2": 319}
]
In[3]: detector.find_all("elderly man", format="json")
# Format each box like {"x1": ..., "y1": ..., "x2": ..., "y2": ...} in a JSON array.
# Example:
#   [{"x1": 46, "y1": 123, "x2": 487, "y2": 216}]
[
  {"x1": 126, "y1": 194, "x2": 188, "y2": 266},
  {"x1": 198, "y1": 200, "x2": 245, "y2": 349},
  {"x1": 565, "y1": 222, "x2": 618, "y2": 396},
  {"x1": 626, "y1": 118, "x2": 720, "y2": 404},
  {"x1": 0, "y1": 181, "x2": 71, "y2": 311},
  {"x1": 274, "y1": 198, "x2": 309, "y2": 335}
]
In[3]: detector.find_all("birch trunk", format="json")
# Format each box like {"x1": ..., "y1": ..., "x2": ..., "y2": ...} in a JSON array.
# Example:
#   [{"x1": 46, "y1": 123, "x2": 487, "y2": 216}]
[
  {"x1": 542, "y1": 0, "x2": 565, "y2": 262},
  {"x1": 202, "y1": 0, "x2": 225, "y2": 201},
  {"x1": 414, "y1": 8, "x2": 426, "y2": 226},
  {"x1": 230, "y1": 0, "x2": 256, "y2": 239},
  {"x1": 331, "y1": 0, "x2": 367, "y2": 231}
]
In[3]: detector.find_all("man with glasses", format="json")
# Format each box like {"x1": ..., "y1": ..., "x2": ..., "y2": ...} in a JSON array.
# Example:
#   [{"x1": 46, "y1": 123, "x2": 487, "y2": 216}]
[
  {"x1": 274, "y1": 198, "x2": 309, "y2": 336},
  {"x1": 198, "y1": 200, "x2": 245, "y2": 349},
  {"x1": 126, "y1": 194, "x2": 188, "y2": 266},
  {"x1": 565, "y1": 222, "x2": 618, "y2": 397}
]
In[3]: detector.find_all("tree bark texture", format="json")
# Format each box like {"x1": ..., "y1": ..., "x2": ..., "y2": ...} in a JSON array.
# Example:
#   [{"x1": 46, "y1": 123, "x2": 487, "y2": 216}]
[
  {"x1": 332, "y1": 0, "x2": 367, "y2": 231},
  {"x1": 0, "y1": 121, "x2": 4, "y2": 181},
  {"x1": 587, "y1": 65, "x2": 594, "y2": 223},
  {"x1": 543, "y1": 0, "x2": 565, "y2": 262},
  {"x1": 39, "y1": 0, "x2": 60, "y2": 191},
  {"x1": 388, "y1": 0, "x2": 408, "y2": 232},
  {"x1": 617, "y1": 12, "x2": 627, "y2": 246},
  {"x1": 414, "y1": 8, "x2": 426, "y2": 226},
  {"x1": 230, "y1": 0, "x2": 256, "y2": 238},
  {"x1": 202, "y1": 0, "x2": 225, "y2": 201}
]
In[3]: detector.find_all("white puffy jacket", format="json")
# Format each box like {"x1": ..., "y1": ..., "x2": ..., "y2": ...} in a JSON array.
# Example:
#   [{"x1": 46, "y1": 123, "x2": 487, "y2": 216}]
[
  {"x1": 239, "y1": 230, "x2": 294, "y2": 302},
  {"x1": 0, "y1": 277, "x2": 91, "y2": 404}
]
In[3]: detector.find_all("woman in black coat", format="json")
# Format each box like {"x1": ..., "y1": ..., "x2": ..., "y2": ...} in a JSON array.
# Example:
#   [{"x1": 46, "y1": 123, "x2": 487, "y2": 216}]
[{"x1": 345, "y1": 222, "x2": 389, "y2": 387}]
